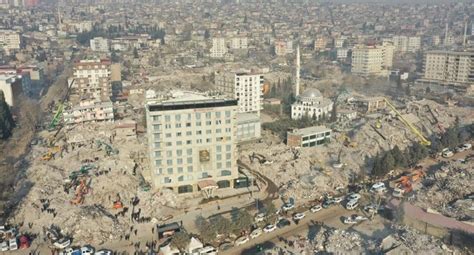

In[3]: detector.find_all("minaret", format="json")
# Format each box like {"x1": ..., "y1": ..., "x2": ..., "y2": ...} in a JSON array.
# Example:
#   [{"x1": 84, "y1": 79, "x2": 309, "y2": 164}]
[
  {"x1": 296, "y1": 44, "x2": 300, "y2": 97},
  {"x1": 463, "y1": 21, "x2": 468, "y2": 47},
  {"x1": 444, "y1": 23, "x2": 449, "y2": 46}
]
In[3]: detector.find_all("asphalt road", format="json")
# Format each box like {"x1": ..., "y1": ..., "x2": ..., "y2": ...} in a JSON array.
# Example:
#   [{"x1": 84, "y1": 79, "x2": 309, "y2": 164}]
[{"x1": 221, "y1": 205, "x2": 348, "y2": 255}]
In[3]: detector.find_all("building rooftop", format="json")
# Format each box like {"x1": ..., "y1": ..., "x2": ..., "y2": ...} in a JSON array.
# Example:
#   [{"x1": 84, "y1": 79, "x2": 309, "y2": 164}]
[
  {"x1": 289, "y1": 125, "x2": 331, "y2": 136},
  {"x1": 237, "y1": 112, "x2": 260, "y2": 123},
  {"x1": 147, "y1": 91, "x2": 237, "y2": 112}
]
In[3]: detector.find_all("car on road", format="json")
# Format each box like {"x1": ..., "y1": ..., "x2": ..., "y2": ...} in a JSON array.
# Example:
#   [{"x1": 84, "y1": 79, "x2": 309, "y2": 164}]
[
  {"x1": 292, "y1": 212, "x2": 305, "y2": 221},
  {"x1": 254, "y1": 213, "x2": 265, "y2": 223},
  {"x1": 282, "y1": 203, "x2": 295, "y2": 211},
  {"x1": 343, "y1": 215, "x2": 368, "y2": 224},
  {"x1": 463, "y1": 143, "x2": 472, "y2": 150},
  {"x1": 369, "y1": 182, "x2": 387, "y2": 193},
  {"x1": 94, "y1": 249, "x2": 113, "y2": 255},
  {"x1": 60, "y1": 248, "x2": 81, "y2": 255},
  {"x1": 234, "y1": 236, "x2": 249, "y2": 246},
  {"x1": 334, "y1": 196, "x2": 344, "y2": 203},
  {"x1": 250, "y1": 228, "x2": 262, "y2": 239},
  {"x1": 263, "y1": 224, "x2": 277, "y2": 233},
  {"x1": 54, "y1": 238, "x2": 71, "y2": 249},
  {"x1": 310, "y1": 204, "x2": 322, "y2": 212},
  {"x1": 276, "y1": 218, "x2": 291, "y2": 228}
]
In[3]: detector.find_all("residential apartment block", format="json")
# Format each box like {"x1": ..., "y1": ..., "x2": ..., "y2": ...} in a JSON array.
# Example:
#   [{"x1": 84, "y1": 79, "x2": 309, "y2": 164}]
[
  {"x1": 0, "y1": 30, "x2": 21, "y2": 51},
  {"x1": 215, "y1": 71, "x2": 264, "y2": 116},
  {"x1": 0, "y1": 74, "x2": 22, "y2": 107},
  {"x1": 63, "y1": 100, "x2": 114, "y2": 125},
  {"x1": 210, "y1": 38, "x2": 227, "y2": 58},
  {"x1": 274, "y1": 40, "x2": 293, "y2": 56},
  {"x1": 90, "y1": 37, "x2": 110, "y2": 52},
  {"x1": 391, "y1": 36, "x2": 421, "y2": 53},
  {"x1": 351, "y1": 43, "x2": 393, "y2": 76},
  {"x1": 146, "y1": 91, "x2": 239, "y2": 194},
  {"x1": 422, "y1": 50, "x2": 474, "y2": 85},
  {"x1": 230, "y1": 37, "x2": 248, "y2": 50},
  {"x1": 287, "y1": 126, "x2": 332, "y2": 148},
  {"x1": 71, "y1": 59, "x2": 112, "y2": 101}
]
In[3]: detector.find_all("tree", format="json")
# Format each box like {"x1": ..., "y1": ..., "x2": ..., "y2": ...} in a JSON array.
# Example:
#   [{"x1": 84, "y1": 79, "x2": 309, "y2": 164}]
[
  {"x1": 0, "y1": 91, "x2": 14, "y2": 139},
  {"x1": 204, "y1": 29, "x2": 210, "y2": 39},
  {"x1": 210, "y1": 215, "x2": 231, "y2": 236},
  {"x1": 391, "y1": 145, "x2": 407, "y2": 168},
  {"x1": 170, "y1": 231, "x2": 190, "y2": 251},
  {"x1": 230, "y1": 208, "x2": 253, "y2": 234},
  {"x1": 195, "y1": 216, "x2": 216, "y2": 243}
]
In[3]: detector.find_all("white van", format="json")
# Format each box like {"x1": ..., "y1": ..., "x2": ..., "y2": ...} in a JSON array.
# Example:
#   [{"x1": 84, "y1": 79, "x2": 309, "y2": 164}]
[
  {"x1": 346, "y1": 200, "x2": 359, "y2": 210},
  {"x1": 369, "y1": 182, "x2": 387, "y2": 193}
]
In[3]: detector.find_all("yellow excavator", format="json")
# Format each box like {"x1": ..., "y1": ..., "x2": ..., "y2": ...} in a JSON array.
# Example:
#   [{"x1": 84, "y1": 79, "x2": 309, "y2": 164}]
[{"x1": 383, "y1": 98, "x2": 431, "y2": 146}]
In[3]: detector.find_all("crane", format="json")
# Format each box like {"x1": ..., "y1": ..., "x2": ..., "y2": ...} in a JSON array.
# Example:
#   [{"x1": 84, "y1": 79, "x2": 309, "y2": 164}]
[
  {"x1": 383, "y1": 98, "x2": 431, "y2": 146},
  {"x1": 48, "y1": 79, "x2": 75, "y2": 129}
]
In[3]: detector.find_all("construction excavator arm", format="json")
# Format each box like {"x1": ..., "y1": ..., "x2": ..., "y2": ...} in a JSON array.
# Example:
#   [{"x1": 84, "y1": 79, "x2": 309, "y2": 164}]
[{"x1": 383, "y1": 98, "x2": 431, "y2": 146}]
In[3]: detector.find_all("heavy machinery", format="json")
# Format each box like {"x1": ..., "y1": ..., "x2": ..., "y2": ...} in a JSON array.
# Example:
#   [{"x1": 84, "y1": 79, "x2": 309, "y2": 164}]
[
  {"x1": 340, "y1": 133, "x2": 357, "y2": 148},
  {"x1": 40, "y1": 146, "x2": 61, "y2": 161},
  {"x1": 70, "y1": 178, "x2": 90, "y2": 205},
  {"x1": 383, "y1": 98, "x2": 431, "y2": 146},
  {"x1": 392, "y1": 167, "x2": 425, "y2": 198},
  {"x1": 249, "y1": 152, "x2": 273, "y2": 165},
  {"x1": 113, "y1": 193, "x2": 123, "y2": 209},
  {"x1": 375, "y1": 118, "x2": 382, "y2": 129},
  {"x1": 48, "y1": 79, "x2": 75, "y2": 130},
  {"x1": 96, "y1": 140, "x2": 119, "y2": 156}
]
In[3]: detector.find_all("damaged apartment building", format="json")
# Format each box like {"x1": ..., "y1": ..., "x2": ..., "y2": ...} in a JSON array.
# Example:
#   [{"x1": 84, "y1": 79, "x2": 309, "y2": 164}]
[{"x1": 63, "y1": 59, "x2": 121, "y2": 125}]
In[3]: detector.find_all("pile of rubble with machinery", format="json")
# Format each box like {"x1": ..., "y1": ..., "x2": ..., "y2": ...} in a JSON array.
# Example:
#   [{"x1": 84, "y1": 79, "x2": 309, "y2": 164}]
[
  {"x1": 5, "y1": 122, "x2": 185, "y2": 246},
  {"x1": 242, "y1": 97, "x2": 471, "y2": 203}
]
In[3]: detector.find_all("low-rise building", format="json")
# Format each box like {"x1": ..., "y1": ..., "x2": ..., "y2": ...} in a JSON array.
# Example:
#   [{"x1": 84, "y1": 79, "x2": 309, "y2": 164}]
[
  {"x1": 63, "y1": 100, "x2": 114, "y2": 125},
  {"x1": 236, "y1": 113, "x2": 261, "y2": 143},
  {"x1": 90, "y1": 37, "x2": 110, "y2": 52},
  {"x1": 287, "y1": 126, "x2": 332, "y2": 148}
]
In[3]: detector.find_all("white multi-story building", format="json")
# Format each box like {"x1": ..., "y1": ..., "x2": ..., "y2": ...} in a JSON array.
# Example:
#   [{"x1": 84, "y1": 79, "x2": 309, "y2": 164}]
[
  {"x1": 391, "y1": 36, "x2": 421, "y2": 53},
  {"x1": 422, "y1": 50, "x2": 474, "y2": 85},
  {"x1": 0, "y1": 74, "x2": 22, "y2": 107},
  {"x1": 291, "y1": 88, "x2": 333, "y2": 120},
  {"x1": 146, "y1": 91, "x2": 239, "y2": 195},
  {"x1": 210, "y1": 38, "x2": 227, "y2": 58},
  {"x1": 274, "y1": 40, "x2": 293, "y2": 56},
  {"x1": 351, "y1": 43, "x2": 393, "y2": 76},
  {"x1": 215, "y1": 71, "x2": 264, "y2": 116},
  {"x1": 336, "y1": 48, "x2": 349, "y2": 60},
  {"x1": 230, "y1": 37, "x2": 248, "y2": 49},
  {"x1": 63, "y1": 100, "x2": 114, "y2": 125},
  {"x1": 90, "y1": 37, "x2": 110, "y2": 52},
  {"x1": 0, "y1": 30, "x2": 21, "y2": 51},
  {"x1": 72, "y1": 59, "x2": 112, "y2": 101}
]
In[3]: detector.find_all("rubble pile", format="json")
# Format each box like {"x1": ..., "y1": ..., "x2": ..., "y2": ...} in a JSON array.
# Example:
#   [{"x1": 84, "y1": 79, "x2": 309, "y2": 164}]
[
  {"x1": 390, "y1": 224, "x2": 461, "y2": 253},
  {"x1": 324, "y1": 228, "x2": 369, "y2": 253},
  {"x1": 415, "y1": 160, "x2": 474, "y2": 219},
  {"x1": 8, "y1": 123, "x2": 184, "y2": 245}
]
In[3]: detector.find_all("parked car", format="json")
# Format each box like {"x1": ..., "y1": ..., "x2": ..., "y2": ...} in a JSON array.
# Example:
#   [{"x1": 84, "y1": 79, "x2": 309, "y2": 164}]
[
  {"x1": 94, "y1": 249, "x2": 113, "y2": 255},
  {"x1": 455, "y1": 146, "x2": 466, "y2": 153},
  {"x1": 322, "y1": 199, "x2": 335, "y2": 208},
  {"x1": 369, "y1": 182, "x2": 387, "y2": 193},
  {"x1": 442, "y1": 148, "x2": 454, "y2": 158},
  {"x1": 353, "y1": 215, "x2": 368, "y2": 222},
  {"x1": 218, "y1": 242, "x2": 233, "y2": 251},
  {"x1": 1, "y1": 241, "x2": 8, "y2": 251},
  {"x1": 54, "y1": 238, "x2": 71, "y2": 249},
  {"x1": 60, "y1": 248, "x2": 81, "y2": 255},
  {"x1": 198, "y1": 246, "x2": 218, "y2": 255},
  {"x1": 463, "y1": 143, "x2": 472, "y2": 150},
  {"x1": 250, "y1": 228, "x2": 262, "y2": 239},
  {"x1": 363, "y1": 204, "x2": 379, "y2": 214},
  {"x1": 276, "y1": 219, "x2": 291, "y2": 228},
  {"x1": 346, "y1": 199, "x2": 359, "y2": 210},
  {"x1": 263, "y1": 224, "x2": 277, "y2": 233},
  {"x1": 81, "y1": 245, "x2": 95, "y2": 255},
  {"x1": 334, "y1": 196, "x2": 344, "y2": 203},
  {"x1": 234, "y1": 236, "x2": 249, "y2": 246},
  {"x1": 282, "y1": 203, "x2": 295, "y2": 211},
  {"x1": 292, "y1": 212, "x2": 305, "y2": 221},
  {"x1": 343, "y1": 216, "x2": 358, "y2": 224},
  {"x1": 346, "y1": 193, "x2": 361, "y2": 202},
  {"x1": 8, "y1": 238, "x2": 18, "y2": 251},
  {"x1": 310, "y1": 204, "x2": 322, "y2": 212},
  {"x1": 254, "y1": 213, "x2": 265, "y2": 223}
]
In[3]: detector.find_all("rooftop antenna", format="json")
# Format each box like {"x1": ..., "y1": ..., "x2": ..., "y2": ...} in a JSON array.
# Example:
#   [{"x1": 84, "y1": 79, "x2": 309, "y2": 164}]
[{"x1": 295, "y1": 44, "x2": 300, "y2": 97}]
